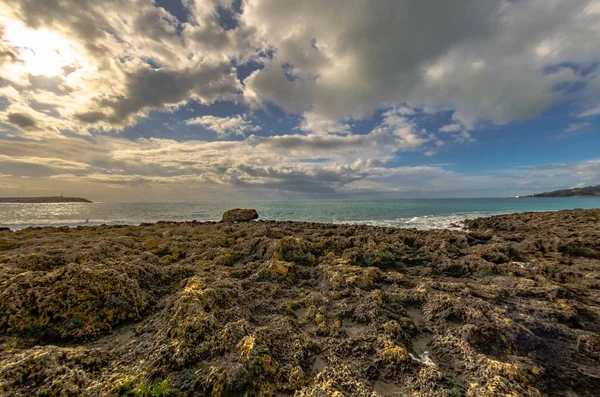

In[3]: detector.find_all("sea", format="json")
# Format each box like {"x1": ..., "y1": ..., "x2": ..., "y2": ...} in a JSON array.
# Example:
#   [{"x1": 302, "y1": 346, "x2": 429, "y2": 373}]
[{"x1": 1, "y1": 197, "x2": 600, "y2": 231}]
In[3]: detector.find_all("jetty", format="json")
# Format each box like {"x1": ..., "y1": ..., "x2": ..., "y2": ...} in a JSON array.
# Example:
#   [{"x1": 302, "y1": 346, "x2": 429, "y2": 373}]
[{"x1": 0, "y1": 196, "x2": 92, "y2": 203}]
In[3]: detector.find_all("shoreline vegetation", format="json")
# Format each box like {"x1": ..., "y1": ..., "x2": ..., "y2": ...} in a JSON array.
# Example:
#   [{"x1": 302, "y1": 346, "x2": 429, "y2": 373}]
[
  {"x1": 0, "y1": 196, "x2": 92, "y2": 204},
  {"x1": 1, "y1": 209, "x2": 599, "y2": 395}
]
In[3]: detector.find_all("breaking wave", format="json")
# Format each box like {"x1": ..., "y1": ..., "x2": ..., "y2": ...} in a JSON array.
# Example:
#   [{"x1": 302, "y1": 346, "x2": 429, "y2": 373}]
[{"x1": 334, "y1": 212, "x2": 505, "y2": 230}]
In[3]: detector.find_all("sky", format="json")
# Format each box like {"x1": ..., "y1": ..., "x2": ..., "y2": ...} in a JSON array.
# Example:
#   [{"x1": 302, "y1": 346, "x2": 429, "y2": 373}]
[{"x1": 0, "y1": 0, "x2": 599, "y2": 201}]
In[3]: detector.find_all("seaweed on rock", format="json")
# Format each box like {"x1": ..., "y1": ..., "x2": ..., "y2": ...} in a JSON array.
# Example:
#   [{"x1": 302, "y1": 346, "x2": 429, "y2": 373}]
[{"x1": 0, "y1": 210, "x2": 599, "y2": 396}]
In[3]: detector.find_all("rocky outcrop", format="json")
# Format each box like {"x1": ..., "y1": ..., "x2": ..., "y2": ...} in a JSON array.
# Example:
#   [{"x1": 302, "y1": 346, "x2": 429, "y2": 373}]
[
  {"x1": 0, "y1": 209, "x2": 599, "y2": 396},
  {"x1": 221, "y1": 208, "x2": 259, "y2": 222}
]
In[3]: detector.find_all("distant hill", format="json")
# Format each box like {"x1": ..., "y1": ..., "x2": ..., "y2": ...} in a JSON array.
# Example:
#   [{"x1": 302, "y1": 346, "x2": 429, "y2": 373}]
[
  {"x1": 528, "y1": 185, "x2": 600, "y2": 198},
  {"x1": 0, "y1": 196, "x2": 92, "y2": 203}
]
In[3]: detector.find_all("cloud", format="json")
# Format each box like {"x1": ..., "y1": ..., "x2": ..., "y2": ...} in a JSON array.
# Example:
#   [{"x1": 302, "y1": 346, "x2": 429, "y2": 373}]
[
  {"x1": 186, "y1": 114, "x2": 260, "y2": 136},
  {"x1": 0, "y1": 41, "x2": 19, "y2": 65},
  {"x1": 252, "y1": 111, "x2": 434, "y2": 162},
  {"x1": 0, "y1": 131, "x2": 431, "y2": 196},
  {"x1": 298, "y1": 112, "x2": 351, "y2": 135},
  {"x1": 75, "y1": 63, "x2": 241, "y2": 128},
  {"x1": 439, "y1": 124, "x2": 462, "y2": 133},
  {"x1": 6, "y1": 112, "x2": 37, "y2": 129},
  {"x1": 242, "y1": 0, "x2": 499, "y2": 121},
  {"x1": 0, "y1": 131, "x2": 598, "y2": 199},
  {"x1": 565, "y1": 122, "x2": 593, "y2": 134},
  {"x1": 394, "y1": 106, "x2": 417, "y2": 116},
  {"x1": 578, "y1": 105, "x2": 600, "y2": 118},
  {"x1": 241, "y1": 0, "x2": 600, "y2": 128},
  {"x1": 0, "y1": 1, "x2": 599, "y2": 200},
  {"x1": 550, "y1": 122, "x2": 594, "y2": 139},
  {"x1": 0, "y1": 0, "x2": 245, "y2": 136},
  {"x1": 510, "y1": 159, "x2": 600, "y2": 187},
  {"x1": 2, "y1": 0, "x2": 600, "y2": 137},
  {"x1": 377, "y1": 108, "x2": 436, "y2": 149},
  {"x1": 0, "y1": 154, "x2": 91, "y2": 177}
]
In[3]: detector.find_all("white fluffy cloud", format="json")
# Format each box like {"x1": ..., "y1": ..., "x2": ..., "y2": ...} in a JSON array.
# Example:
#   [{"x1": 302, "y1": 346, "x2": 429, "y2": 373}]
[
  {"x1": 439, "y1": 124, "x2": 463, "y2": 133},
  {"x1": 186, "y1": 115, "x2": 260, "y2": 136},
  {"x1": 0, "y1": 0, "x2": 243, "y2": 135},
  {"x1": 2, "y1": 0, "x2": 600, "y2": 136},
  {"x1": 298, "y1": 112, "x2": 351, "y2": 135},
  {"x1": 242, "y1": 0, "x2": 600, "y2": 127}
]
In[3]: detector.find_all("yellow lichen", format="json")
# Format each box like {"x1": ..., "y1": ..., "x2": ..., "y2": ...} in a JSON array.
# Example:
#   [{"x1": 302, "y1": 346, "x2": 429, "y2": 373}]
[
  {"x1": 288, "y1": 366, "x2": 307, "y2": 389},
  {"x1": 268, "y1": 259, "x2": 294, "y2": 276},
  {"x1": 380, "y1": 339, "x2": 408, "y2": 361},
  {"x1": 326, "y1": 265, "x2": 381, "y2": 289},
  {"x1": 383, "y1": 320, "x2": 402, "y2": 337},
  {"x1": 315, "y1": 312, "x2": 326, "y2": 329},
  {"x1": 240, "y1": 335, "x2": 256, "y2": 359},
  {"x1": 260, "y1": 354, "x2": 278, "y2": 375}
]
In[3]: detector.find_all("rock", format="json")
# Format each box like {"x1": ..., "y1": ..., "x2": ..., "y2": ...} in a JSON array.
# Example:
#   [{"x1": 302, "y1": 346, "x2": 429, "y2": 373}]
[
  {"x1": 0, "y1": 227, "x2": 11, "y2": 232},
  {"x1": 221, "y1": 208, "x2": 259, "y2": 222},
  {"x1": 1, "y1": 209, "x2": 600, "y2": 396},
  {"x1": 511, "y1": 261, "x2": 536, "y2": 270},
  {"x1": 577, "y1": 332, "x2": 600, "y2": 359},
  {"x1": 0, "y1": 262, "x2": 152, "y2": 340}
]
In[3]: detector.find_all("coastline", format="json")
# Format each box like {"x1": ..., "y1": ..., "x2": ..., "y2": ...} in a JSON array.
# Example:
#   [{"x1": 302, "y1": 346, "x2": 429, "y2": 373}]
[
  {"x1": 3, "y1": 197, "x2": 600, "y2": 231},
  {"x1": 0, "y1": 213, "x2": 491, "y2": 231},
  {"x1": 1, "y1": 209, "x2": 599, "y2": 395},
  {"x1": 0, "y1": 196, "x2": 92, "y2": 204}
]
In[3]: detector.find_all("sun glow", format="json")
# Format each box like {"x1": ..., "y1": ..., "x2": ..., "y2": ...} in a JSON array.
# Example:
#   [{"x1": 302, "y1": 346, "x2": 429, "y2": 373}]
[{"x1": 2, "y1": 18, "x2": 88, "y2": 78}]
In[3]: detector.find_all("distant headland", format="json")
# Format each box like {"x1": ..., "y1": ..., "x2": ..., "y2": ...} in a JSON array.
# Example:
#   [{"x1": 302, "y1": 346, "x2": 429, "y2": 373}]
[
  {"x1": 0, "y1": 196, "x2": 92, "y2": 203},
  {"x1": 522, "y1": 184, "x2": 600, "y2": 198}
]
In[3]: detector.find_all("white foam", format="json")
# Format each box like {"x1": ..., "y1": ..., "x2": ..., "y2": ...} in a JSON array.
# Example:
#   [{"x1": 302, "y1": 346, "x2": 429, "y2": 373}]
[
  {"x1": 1, "y1": 211, "x2": 508, "y2": 231},
  {"x1": 334, "y1": 212, "x2": 504, "y2": 230}
]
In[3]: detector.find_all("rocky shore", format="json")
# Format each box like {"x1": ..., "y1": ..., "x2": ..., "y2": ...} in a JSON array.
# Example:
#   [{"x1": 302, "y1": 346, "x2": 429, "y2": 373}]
[{"x1": 0, "y1": 209, "x2": 599, "y2": 396}]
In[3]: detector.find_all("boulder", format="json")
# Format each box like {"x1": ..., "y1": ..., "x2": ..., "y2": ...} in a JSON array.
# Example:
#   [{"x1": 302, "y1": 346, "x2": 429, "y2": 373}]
[{"x1": 221, "y1": 208, "x2": 259, "y2": 222}]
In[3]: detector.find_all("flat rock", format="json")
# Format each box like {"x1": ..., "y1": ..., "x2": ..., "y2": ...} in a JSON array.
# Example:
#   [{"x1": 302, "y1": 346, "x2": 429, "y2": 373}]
[{"x1": 222, "y1": 208, "x2": 259, "y2": 222}]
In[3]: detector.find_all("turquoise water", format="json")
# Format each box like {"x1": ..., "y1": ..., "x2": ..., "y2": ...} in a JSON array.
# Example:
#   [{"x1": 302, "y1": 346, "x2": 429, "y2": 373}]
[{"x1": 1, "y1": 198, "x2": 600, "y2": 230}]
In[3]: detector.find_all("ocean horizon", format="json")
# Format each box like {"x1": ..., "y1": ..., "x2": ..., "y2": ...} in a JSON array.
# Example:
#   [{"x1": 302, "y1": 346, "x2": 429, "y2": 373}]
[{"x1": 2, "y1": 197, "x2": 600, "y2": 230}]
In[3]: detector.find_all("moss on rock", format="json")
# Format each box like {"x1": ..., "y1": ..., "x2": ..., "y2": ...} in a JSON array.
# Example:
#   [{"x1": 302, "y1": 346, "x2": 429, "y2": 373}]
[
  {"x1": 0, "y1": 210, "x2": 599, "y2": 396},
  {"x1": 0, "y1": 263, "x2": 150, "y2": 340}
]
